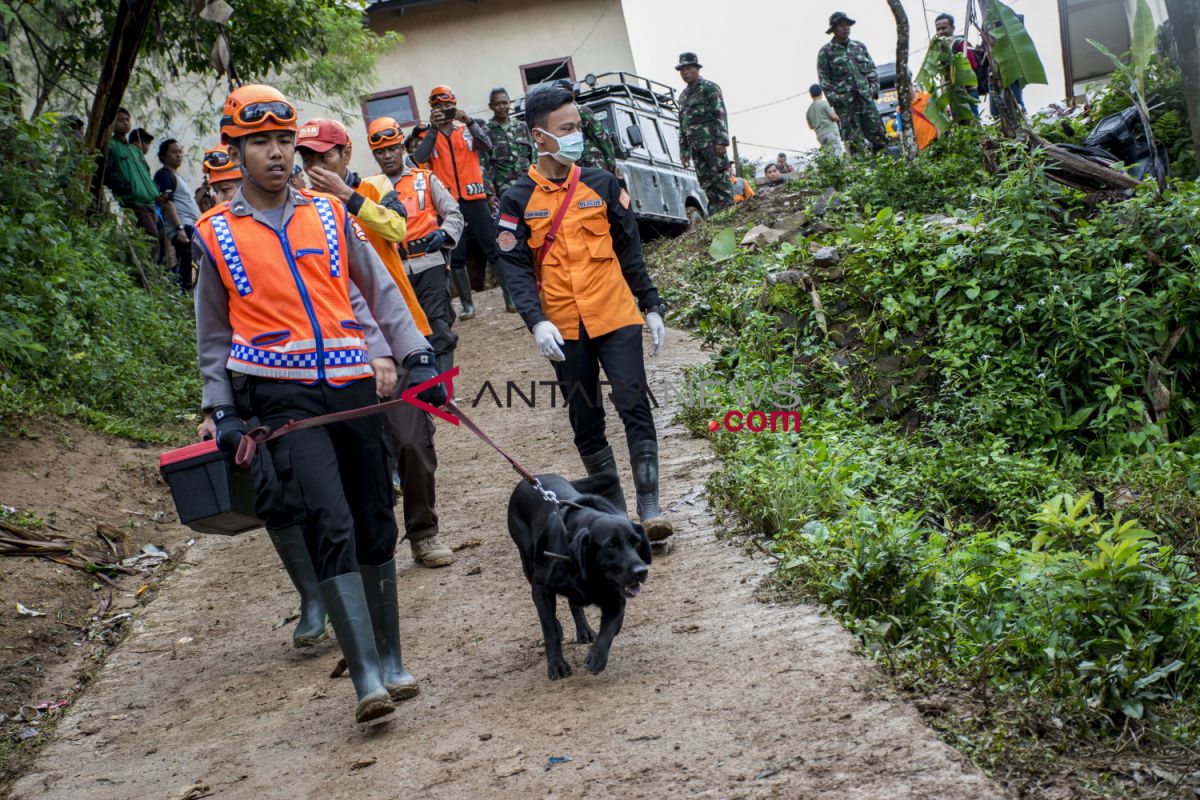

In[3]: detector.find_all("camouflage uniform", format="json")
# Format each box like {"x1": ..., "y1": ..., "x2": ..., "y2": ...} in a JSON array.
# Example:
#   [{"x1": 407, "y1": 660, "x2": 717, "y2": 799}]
[
  {"x1": 482, "y1": 117, "x2": 535, "y2": 200},
  {"x1": 678, "y1": 77, "x2": 734, "y2": 211},
  {"x1": 577, "y1": 105, "x2": 617, "y2": 173},
  {"x1": 817, "y1": 38, "x2": 887, "y2": 154}
]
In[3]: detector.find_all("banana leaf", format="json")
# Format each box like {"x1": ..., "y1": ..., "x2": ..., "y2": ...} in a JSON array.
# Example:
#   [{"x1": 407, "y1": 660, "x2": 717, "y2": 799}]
[
  {"x1": 916, "y1": 39, "x2": 978, "y2": 133},
  {"x1": 1130, "y1": 0, "x2": 1155, "y2": 96},
  {"x1": 985, "y1": 0, "x2": 1047, "y2": 87}
]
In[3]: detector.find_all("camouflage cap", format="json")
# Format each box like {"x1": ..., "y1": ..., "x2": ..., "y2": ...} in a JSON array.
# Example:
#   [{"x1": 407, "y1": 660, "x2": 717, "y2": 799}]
[
  {"x1": 674, "y1": 52, "x2": 702, "y2": 70},
  {"x1": 826, "y1": 11, "x2": 856, "y2": 33}
]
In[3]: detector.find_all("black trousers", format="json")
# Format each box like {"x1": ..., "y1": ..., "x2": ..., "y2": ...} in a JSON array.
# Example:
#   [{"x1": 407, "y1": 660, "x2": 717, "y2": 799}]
[
  {"x1": 236, "y1": 376, "x2": 397, "y2": 581},
  {"x1": 172, "y1": 225, "x2": 193, "y2": 292},
  {"x1": 382, "y1": 365, "x2": 439, "y2": 543},
  {"x1": 450, "y1": 197, "x2": 499, "y2": 269},
  {"x1": 551, "y1": 324, "x2": 656, "y2": 458},
  {"x1": 409, "y1": 264, "x2": 457, "y2": 360}
]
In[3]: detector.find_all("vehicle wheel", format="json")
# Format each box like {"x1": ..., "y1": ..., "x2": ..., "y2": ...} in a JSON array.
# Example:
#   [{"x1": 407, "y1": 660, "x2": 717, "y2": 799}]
[{"x1": 686, "y1": 205, "x2": 704, "y2": 231}]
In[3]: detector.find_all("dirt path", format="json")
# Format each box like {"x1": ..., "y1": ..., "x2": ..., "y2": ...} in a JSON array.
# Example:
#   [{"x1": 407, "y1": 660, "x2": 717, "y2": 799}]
[{"x1": 11, "y1": 289, "x2": 1008, "y2": 800}]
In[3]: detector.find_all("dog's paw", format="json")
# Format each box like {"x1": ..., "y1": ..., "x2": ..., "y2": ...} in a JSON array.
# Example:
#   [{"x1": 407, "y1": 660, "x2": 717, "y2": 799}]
[
  {"x1": 575, "y1": 624, "x2": 596, "y2": 644},
  {"x1": 547, "y1": 656, "x2": 572, "y2": 681},
  {"x1": 584, "y1": 647, "x2": 609, "y2": 674}
]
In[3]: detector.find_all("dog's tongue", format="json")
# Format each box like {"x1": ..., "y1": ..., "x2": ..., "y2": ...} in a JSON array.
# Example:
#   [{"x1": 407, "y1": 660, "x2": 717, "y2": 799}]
[{"x1": 626, "y1": 583, "x2": 642, "y2": 598}]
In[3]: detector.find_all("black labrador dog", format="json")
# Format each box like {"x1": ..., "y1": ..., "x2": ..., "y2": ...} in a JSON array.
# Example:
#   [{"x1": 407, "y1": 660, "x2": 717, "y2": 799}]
[{"x1": 507, "y1": 472, "x2": 652, "y2": 680}]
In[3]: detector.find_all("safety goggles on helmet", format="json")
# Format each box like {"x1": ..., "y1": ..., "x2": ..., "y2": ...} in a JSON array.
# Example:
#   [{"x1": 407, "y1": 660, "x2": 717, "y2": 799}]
[
  {"x1": 203, "y1": 149, "x2": 235, "y2": 170},
  {"x1": 223, "y1": 100, "x2": 297, "y2": 130},
  {"x1": 428, "y1": 87, "x2": 456, "y2": 105},
  {"x1": 368, "y1": 125, "x2": 402, "y2": 146}
]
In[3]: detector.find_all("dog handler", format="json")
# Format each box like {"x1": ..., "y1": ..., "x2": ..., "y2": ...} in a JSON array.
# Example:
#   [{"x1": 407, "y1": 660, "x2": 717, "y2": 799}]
[
  {"x1": 496, "y1": 83, "x2": 674, "y2": 543},
  {"x1": 192, "y1": 85, "x2": 445, "y2": 724}
]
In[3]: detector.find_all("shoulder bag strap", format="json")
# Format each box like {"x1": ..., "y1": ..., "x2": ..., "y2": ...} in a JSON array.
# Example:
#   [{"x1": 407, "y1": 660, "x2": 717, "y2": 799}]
[{"x1": 535, "y1": 166, "x2": 581, "y2": 269}]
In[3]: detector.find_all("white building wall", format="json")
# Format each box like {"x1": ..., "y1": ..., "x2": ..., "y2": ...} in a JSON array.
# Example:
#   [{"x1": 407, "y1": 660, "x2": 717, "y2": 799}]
[{"x1": 163, "y1": 0, "x2": 634, "y2": 191}]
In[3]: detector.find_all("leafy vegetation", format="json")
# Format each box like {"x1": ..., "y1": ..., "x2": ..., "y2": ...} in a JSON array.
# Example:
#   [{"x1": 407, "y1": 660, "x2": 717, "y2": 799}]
[
  {"x1": 652, "y1": 93, "x2": 1200, "y2": 793},
  {"x1": 4, "y1": 0, "x2": 399, "y2": 128},
  {"x1": 0, "y1": 110, "x2": 198, "y2": 437}
]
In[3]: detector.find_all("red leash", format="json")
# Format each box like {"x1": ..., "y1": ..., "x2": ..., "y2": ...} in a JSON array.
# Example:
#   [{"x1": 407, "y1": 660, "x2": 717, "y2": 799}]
[{"x1": 233, "y1": 376, "x2": 563, "y2": 503}]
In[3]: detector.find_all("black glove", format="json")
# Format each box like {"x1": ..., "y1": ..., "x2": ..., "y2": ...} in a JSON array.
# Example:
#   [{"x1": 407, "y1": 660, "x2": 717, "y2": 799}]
[
  {"x1": 402, "y1": 350, "x2": 446, "y2": 407},
  {"x1": 379, "y1": 190, "x2": 407, "y2": 219},
  {"x1": 212, "y1": 405, "x2": 247, "y2": 456},
  {"x1": 407, "y1": 229, "x2": 446, "y2": 255}
]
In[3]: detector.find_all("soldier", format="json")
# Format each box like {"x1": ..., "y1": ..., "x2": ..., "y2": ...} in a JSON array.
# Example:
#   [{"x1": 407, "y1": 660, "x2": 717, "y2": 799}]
[
  {"x1": 675, "y1": 52, "x2": 733, "y2": 212},
  {"x1": 817, "y1": 12, "x2": 888, "y2": 155},
  {"x1": 482, "y1": 87, "x2": 535, "y2": 207}
]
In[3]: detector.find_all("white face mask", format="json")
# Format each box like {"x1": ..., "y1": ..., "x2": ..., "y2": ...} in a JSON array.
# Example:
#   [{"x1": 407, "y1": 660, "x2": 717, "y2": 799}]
[{"x1": 536, "y1": 128, "x2": 584, "y2": 165}]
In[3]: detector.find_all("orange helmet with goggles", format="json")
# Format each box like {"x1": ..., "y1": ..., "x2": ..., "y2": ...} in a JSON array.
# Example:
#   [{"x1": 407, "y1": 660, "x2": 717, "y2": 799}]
[
  {"x1": 367, "y1": 116, "x2": 404, "y2": 150},
  {"x1": 219, "y1": 84, "x2": 298, "y2": 143},
  {"x1": 428, "y1": 85, "x2": 456, "y2": 106},
  {"x1": 202, "y1": 146, "x2": 242, "y2": 183}
]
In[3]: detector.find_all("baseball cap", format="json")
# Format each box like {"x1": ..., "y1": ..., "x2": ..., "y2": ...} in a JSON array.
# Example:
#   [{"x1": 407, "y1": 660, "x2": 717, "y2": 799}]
[{"x1": 295, "y1": 118, "x2": 350, "y2": 153}]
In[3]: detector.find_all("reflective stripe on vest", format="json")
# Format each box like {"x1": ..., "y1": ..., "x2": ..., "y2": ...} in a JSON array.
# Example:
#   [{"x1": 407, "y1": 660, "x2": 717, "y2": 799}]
[
  {"x1": 311, "y1": 196, "x2": 341, "y2": 277},
  {"x1": 194, "y1": 195, "x2": 371, "y2": 386},
  {"x1": 397, "y1": 169, "x2": 440, "y2": 243},
  {"x1": 210, "y1": 213, "x2": 252, "y2": 296},
  {"x1": 431, "y1": 126, "x2": 486, "y2": 201}
]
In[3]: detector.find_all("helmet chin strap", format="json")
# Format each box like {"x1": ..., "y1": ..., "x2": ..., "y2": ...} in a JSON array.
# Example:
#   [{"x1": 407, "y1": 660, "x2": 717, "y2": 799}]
[{"x1": 235, "y1": 139, "x2": 290, "y2": 197}]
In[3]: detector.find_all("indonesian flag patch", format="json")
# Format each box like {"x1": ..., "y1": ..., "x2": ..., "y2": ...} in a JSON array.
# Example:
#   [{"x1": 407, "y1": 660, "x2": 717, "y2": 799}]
[{"x1": 498, "y1": 213, "x2": 518, "y2": 231}]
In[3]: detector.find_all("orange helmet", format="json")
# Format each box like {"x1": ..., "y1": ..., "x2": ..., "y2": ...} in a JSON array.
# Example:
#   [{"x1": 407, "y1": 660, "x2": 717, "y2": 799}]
[
  {"x1": 367, "y1": 116, "x2": 404, "y2": 150},
  {"x1": 428, "y1": 85, "x2": 456, "y2": 106},
  {"x1": 219, "y1": 84, "x2": 298, "y2": 143},
  {"x1": 203, "y1": 146, "x2": 242, "y2": 183}
]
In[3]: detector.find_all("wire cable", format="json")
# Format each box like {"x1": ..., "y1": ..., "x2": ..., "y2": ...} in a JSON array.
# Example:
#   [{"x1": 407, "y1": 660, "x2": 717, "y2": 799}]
[{"x1": 542, "y1": 0, "x2": 615, "y2": 85}]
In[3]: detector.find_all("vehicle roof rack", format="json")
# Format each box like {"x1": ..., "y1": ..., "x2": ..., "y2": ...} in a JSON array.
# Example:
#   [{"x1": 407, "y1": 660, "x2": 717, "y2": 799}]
[{"x1": 512, "y1": 71, "x2": 679, "y2": 115}]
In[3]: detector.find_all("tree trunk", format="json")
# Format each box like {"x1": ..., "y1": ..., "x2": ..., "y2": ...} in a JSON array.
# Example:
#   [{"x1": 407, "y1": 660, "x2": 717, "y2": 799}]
[
  {"x1": 0, "y1": 12, "x2": 21, "y2": 115},
  {"x1": 1166, "y1": 0, "x2": 1200, "y2": 176},
  {"x1": 86, "y1": 0, "x2": 158, "y2": 207},
  {"x1": 886, "y1": 0, "x2": 918, "y2": 159}
]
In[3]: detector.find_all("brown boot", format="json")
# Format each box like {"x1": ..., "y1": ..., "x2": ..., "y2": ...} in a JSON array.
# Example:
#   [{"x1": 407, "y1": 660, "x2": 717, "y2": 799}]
[{"x1": 410, "y1": 535, "x2": 455, "y2": 568}]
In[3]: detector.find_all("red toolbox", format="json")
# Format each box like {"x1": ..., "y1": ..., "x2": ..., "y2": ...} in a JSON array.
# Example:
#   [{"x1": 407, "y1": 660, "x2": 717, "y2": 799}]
[{"x1": 159, "y1": 440, "x2": 262, "y2": 535}]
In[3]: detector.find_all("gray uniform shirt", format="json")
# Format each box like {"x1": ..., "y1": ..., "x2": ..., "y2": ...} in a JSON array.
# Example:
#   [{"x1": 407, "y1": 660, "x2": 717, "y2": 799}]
[
  {"x1": 193, "y1": 187, "x2": 429, "y2": 411},
  {"x1": 389, "y1": 166, "x2": 465, "y2": 276}
]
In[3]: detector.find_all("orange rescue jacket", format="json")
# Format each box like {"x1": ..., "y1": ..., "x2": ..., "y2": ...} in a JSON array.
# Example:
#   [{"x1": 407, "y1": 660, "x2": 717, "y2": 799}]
[{"x1": 512, "y1": 165, "x2": 642, "y2": 339}]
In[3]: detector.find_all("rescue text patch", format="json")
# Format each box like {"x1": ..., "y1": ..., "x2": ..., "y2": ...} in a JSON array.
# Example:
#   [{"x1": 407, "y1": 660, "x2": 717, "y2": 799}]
[
  {"x1": 525, "y1": 209, "x2": 550, "y2": 219},
  {"x1": 578, "y1": 199, "x2": 602, "y2": 209}
]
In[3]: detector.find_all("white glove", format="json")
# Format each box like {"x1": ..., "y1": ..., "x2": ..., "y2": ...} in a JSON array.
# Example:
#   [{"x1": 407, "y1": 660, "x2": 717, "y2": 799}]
[
  {"x1": 646, "y1": 312, "x2": 666, "y2": 357},
  {"x1": 533, "y1": 320, "x2": 565, "y2": 362}
]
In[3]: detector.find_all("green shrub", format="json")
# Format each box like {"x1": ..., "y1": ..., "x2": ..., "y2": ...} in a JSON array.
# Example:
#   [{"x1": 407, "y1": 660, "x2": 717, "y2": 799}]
[{"x1": 0, "y1": 111, "x2": 198, "y2": 433}]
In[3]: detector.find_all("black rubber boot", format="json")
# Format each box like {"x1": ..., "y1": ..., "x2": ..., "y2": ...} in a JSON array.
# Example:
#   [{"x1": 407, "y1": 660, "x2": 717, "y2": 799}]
[
  {"x1": 487, "y1": 260, "x2": 516, "y2": 312},
  {"x1": 318, "y1": 572, "x2": 396, "y2": 724},
  {"x1": 267, "y1": 526, "x2": 328, "y2": 647},
  {"x1": 435, "y1": 350, "x2": 454, "y2": 377},
  {"x1": 580, "y1": 444, "x2": 628, "y2": 512},
  {"x1": 451, "y1": 266, "x2": 474, "y2": 319},
  {"x1": 630, "y1": 439, "x2": 673, "y2": 541},
  {"x1": 359, "y1": 559, "x2": 420, "y2": 702}
]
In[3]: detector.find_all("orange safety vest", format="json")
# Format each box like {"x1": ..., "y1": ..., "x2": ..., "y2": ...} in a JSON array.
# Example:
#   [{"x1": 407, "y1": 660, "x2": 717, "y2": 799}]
[
  {"x1": 393, "y1": 168, "x2": 441, "y2": 243},
  {"x1": 353, "y1": 177, "x2": 432, "y2": 336},
  {"x1": 194, "y1": 192, "x2": 372, "y2": 385},
  {"x1": 430, "y1": 124, "x2": 486, "y2": 201}
]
